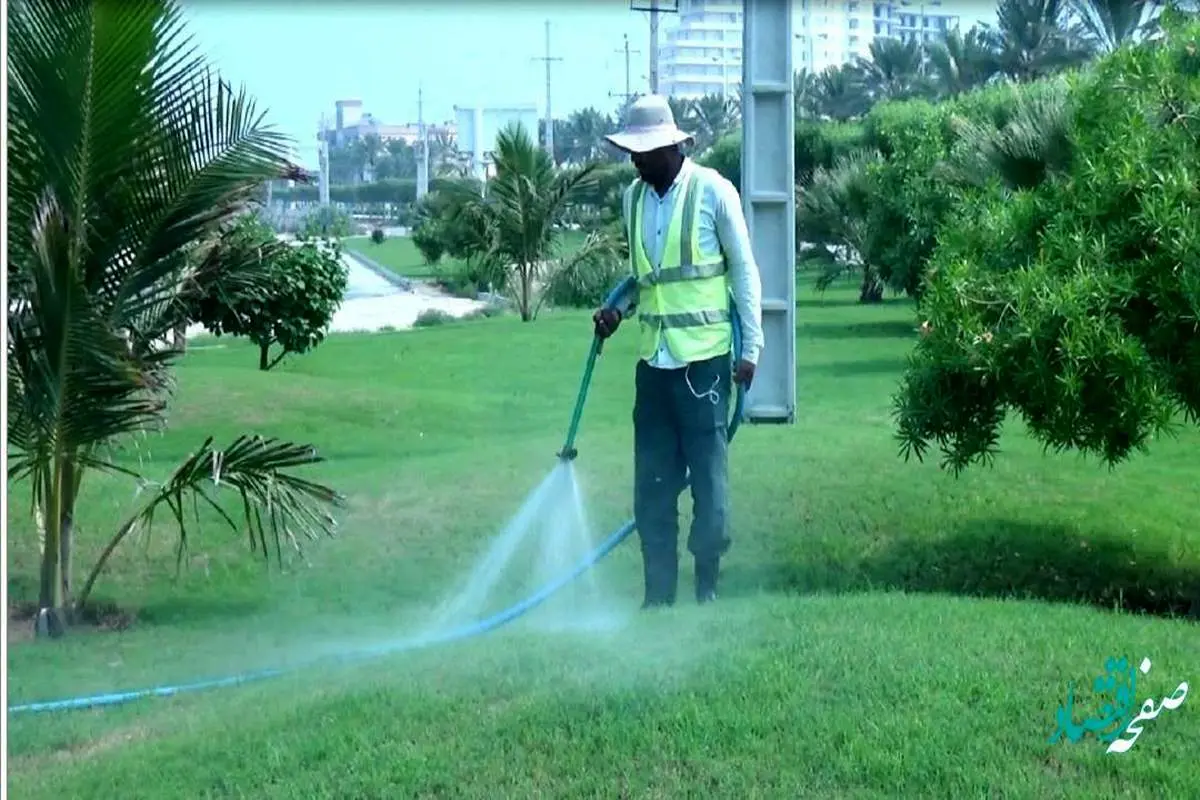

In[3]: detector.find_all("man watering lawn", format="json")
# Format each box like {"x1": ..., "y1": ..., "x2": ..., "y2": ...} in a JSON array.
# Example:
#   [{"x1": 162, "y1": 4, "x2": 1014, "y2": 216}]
[{"x1": 594, "y1": 94, "x2": 764, "y2": 609}]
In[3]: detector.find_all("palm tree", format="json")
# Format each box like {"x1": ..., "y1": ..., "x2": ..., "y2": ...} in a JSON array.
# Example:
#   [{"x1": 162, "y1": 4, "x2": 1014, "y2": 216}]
[
  {"x1": 853, "y1": 37, "x2": 931, "y2": 104},
  {"x1": 667, "y1": 96, "x2": 697, "y2": 134},
  {"x1": 452, "y1": 123, "x2": 618, "y2": 321},
  {"x1": 7, "y1": 0, "x2": 344, "y2": 637},
  {"x1": 563, "y1": 107, "x2": 617, "y2": 164},
  {"x1": 1068, "y1": 0, "x2": 1166, "y2": 52},
  {"x1": 689, "y1": 93, "x2": 741, "y2": 152},
  {"x1": 984, "y1": 0, "x2": 1095, "y2": 80},
  {"x1": 928, "y1": 26, "x2": 1002, "y2": 97},
  {"x1": 813, "y1": 64, "x2": 872, "y2": 121},
  {"x1": 794, "y1": 69, "x2": 822, "y2": 120}
]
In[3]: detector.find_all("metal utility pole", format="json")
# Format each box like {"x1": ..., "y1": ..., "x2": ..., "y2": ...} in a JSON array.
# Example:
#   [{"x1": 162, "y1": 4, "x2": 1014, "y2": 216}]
[
  {"x1": 416, "y1": 82, "x2": 429, "y2": 201},
  {"x1": 532, "y1": 20, "x2": 563, "y2": 161},
  {"x1": 649, "y1": 7, "x2": 660, "y2": 94},
  {"x1": 317, "y1": 114, "x2": 330, "y2": 206},
  {"x1": 609, "y1": 34, "x2": 642, "y2": 103}
]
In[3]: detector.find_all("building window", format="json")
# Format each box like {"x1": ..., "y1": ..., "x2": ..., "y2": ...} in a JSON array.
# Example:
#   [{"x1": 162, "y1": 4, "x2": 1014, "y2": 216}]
[{"x1": 848, "y1": 18, "x2": 859, "y2": 29}]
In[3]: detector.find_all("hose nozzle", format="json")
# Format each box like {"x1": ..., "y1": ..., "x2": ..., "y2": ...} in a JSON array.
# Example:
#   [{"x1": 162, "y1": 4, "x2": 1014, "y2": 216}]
[{"x1": 557, "y1": 446, "x2": 578, "y2": 461}]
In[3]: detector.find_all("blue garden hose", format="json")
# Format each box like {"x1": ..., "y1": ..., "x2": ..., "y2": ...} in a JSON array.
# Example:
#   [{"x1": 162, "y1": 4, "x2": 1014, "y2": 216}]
[{"x1": 7, "y1": 279, "x2": 747, "y2": 716}]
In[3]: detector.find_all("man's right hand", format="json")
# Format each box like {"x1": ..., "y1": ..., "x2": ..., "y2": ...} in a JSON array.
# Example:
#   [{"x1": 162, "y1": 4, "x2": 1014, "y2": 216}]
[{"x1": 593, "y1": 307, "x2": 622, "y2": 339}]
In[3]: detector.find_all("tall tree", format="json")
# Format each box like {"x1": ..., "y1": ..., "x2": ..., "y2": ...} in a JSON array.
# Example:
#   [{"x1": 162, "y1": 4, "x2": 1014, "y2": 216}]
[
  {"x1": 984, "y1": 0, "x2": 1095, "y2": 80},
  {"x1": 928, "y1": 26, "x2": 1002, "y2": 97},
  {"x1": 7, "y1": 0, "x2": 343, "y2": 636},
  {"x1": 1069, "y1": 0, "x2": 1165, "y2": 52},
  {"x1": 689, "y1": 93, "x2": 741, "y2": 152},
  {"x1": 854, "y1": 37, "x2": 932, "y2": 103}
]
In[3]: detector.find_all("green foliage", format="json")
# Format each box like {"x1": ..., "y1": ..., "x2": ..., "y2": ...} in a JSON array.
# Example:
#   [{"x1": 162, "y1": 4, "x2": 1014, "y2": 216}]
[
  {"x1": 188, "y1": 214, "x2": 349, "y2": 371},
  {"x1": 701, "y1": 131, "x2": 741, "y2": 187},
  {"x1": 411, "y1": 221, "x2": 445, "y2": 265},
  {"x1": 370, "y1": 227, "x2": 385, "y2": 245},
  {"x1": 698, "y1": 122, "x2": 870, "y2": 193},
  {"x1": 413, "y1": 309, "x2": 456, "y2": 327},
  {"x1": 541, "y1": 229, "x2": 628, "y2": 309},
  {"x1": 855, "y1": 98, "x2": 958, "y2": 299},
  {"x1": 894, "y1": 14, "x2": 1200, "y2": 473},
  {"x1": 580, "y1": 162, "x2": 638, "y2": 225},
  {"x1": 417, "y1": 123, "x2": 609, "y2": 320},
  {"x1": 5, "y1": 0, "x2": 342, "y2": 628},
  {"x1": 302, "y1": 205, "x2": 353, "y2": 238},
  {"x1": 794, "y1": 120, "x2": 869, "y2": 186},
  {"x1": 797, "y1": 149, "x2": 885, "y2": 302}
]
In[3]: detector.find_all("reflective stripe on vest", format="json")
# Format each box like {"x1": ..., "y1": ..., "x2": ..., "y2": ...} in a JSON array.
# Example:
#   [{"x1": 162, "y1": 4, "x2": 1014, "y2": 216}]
[{"x1": 628, "y1": 170, "x2": 732, "y2": 362}]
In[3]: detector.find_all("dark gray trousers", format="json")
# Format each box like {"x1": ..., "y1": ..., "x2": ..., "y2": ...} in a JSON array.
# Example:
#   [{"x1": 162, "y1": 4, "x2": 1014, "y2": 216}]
[{"x1": 633, "y1": 352, "x2": 732, "y2": 604}]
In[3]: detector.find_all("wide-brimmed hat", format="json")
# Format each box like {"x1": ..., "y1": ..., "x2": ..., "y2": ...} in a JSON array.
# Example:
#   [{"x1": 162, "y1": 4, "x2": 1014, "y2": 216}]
[{"x1": 604, "y1": 94, "x2": 694, "y2": 154}]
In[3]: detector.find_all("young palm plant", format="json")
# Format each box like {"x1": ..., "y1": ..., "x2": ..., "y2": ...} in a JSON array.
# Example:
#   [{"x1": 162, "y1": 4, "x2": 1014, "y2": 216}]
[
  {"x1": 453, "y1": 123, "x2": 616, "y2": 321},
  {"x1": 7, "y1": 0, "x2": 344, "y2": 637}
]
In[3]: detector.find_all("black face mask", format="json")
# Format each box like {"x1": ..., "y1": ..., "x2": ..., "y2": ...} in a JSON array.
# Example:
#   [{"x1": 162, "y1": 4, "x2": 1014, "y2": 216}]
[{"x1": 632, "y1": 147, "x2": 680, "y2": 190}]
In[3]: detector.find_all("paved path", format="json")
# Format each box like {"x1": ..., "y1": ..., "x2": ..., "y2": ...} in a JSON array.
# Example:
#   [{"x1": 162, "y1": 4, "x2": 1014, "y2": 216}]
[
  {"x1": 187, "y1": 246, "x2": 488, "y2": 339},
  {"x1": 329, "y1": 252, "x2": 485, "y2": 332}
]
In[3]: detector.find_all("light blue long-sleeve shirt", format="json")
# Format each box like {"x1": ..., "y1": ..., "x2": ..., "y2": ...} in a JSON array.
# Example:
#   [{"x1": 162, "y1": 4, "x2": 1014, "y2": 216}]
[{"x1": 616, "y1": 157, "x2": 765, "y2": 368}]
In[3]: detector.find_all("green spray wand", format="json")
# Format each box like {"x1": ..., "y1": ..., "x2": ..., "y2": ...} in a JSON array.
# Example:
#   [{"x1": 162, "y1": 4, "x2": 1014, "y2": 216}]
[{"x1": 557, "y1": 276, "x2": 639, "y2": 462}]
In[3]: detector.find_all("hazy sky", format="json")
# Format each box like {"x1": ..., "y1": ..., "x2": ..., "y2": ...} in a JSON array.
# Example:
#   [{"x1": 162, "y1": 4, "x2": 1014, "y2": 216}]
[
  {"x1": 180, "y1": 1, "x2": 996, "y2": 169},
  {"x1": 180, "y1": 0, "x2": 657, "y2": 167}
]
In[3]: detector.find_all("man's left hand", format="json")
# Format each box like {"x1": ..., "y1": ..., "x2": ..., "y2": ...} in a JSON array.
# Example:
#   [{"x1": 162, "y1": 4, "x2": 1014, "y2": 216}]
[{"x1": 733, "y1": 359, "x2": 755, "y2": 388}]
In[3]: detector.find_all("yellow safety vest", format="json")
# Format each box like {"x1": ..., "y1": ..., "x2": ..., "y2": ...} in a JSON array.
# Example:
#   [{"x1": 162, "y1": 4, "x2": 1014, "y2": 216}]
[{"x1": 628, "y1": 170, "x2": 732, "y2": 363}]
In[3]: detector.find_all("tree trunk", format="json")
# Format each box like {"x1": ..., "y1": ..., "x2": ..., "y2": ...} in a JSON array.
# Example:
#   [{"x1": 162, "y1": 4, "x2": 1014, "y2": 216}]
[
  {"x1": 59, "y1": 457, "x2": 79, "y2": 620},
  {"x1": 259, "y1": 341, "x2": 270, "y2": 371},
  {"x1": 859, "y1": 269, "x2": 884, "y2": 304},
  {"x1": 173, "y1": 323, "x2": 187, "y2": 352},
  {"x1": 36, "y1": 457, "x2": 67, "y2": 638},
  {"x1": 520, "y1": 263, "x2": 533, "y2": 322}
]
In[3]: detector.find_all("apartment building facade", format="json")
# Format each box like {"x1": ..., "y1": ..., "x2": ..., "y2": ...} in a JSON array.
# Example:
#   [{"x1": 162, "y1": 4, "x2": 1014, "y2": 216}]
[{"x1": 658, "y1": 0, "x2": 965, "y2": 99}]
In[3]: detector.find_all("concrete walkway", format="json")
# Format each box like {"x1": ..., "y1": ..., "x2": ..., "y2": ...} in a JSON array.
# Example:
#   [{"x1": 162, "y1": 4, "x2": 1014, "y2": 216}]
[
  {"x1": 329, "y1": 252, "x2": 485, "y2": 332},
  {"x1": 187, "y1": 245, "x2": 488, "y2": 339}
]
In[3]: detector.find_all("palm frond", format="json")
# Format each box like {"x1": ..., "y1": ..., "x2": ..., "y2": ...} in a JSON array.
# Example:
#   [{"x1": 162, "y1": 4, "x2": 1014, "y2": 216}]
[
  {"x1": 7, "y1": 0, "x2": 301, "y2": 474},
  {"x1": 76, "y1": 434, "x2": 345, "y2": 605}
]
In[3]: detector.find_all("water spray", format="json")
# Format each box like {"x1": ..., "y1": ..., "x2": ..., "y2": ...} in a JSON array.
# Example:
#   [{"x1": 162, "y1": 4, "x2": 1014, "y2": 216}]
[{"x1": 7, "y1": 277, "x2": 748, "y2": 716}]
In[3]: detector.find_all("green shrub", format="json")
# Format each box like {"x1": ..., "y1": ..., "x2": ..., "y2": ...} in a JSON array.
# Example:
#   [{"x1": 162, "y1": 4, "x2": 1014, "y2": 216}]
[
  {"x1": 411, "y1": 223, "x2": 444, "y2": 264},
  {"x1": 856, "y1": 98, "x2": 954, "y2": 299},
  {"x1": 579, "y1": 162, "x2": 638, "y2": 224},
  {"x1": 701, "y1": 132, "x2": 740, "y2": 187},
  {"x1": 702, "y1": 122, "x2": 869, "y2": 192},
  {"x1": 542, "y1": 245, "x2": 629, "y2": 310},
  {"x1": 413, "y1": 309, "x2": 456, "y2": 327},
  {"x1": 794, "y1": 120, "x2": 868, "y2": 187},
  {"x1": 302, "y1": 205, "x2": 353, "y2": 239},
  {"x1": 370, "y1": 227, "x2": 385, "y2": 244},
  {"x1": 187, "y1": 214, "x2": 349, "y2": 371},
  {"x1": 893, "y1": 13, "x2": 1200, "y2": 472}
]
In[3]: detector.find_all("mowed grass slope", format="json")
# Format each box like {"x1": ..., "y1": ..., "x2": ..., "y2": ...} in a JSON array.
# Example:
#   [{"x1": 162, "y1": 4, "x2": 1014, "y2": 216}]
[{"x1": 6, "y1": 284, "x2": 1200, "y2": 798}]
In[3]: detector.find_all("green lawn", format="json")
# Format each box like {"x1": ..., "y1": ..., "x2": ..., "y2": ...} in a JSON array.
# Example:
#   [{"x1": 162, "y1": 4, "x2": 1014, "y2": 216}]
[
  {"x1": 343, "y1": 230, "x2": 591, "y2": 281},
  {"x1": 6, "y1": 284, "x2": 1199, "y2": 798}
]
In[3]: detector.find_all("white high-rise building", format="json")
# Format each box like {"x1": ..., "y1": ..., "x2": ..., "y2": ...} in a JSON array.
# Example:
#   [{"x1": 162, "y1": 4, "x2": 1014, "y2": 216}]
[
  {"x1": 657, "y1": 0, "x2": 968, "y2": 99},
  {"x1": 873, "y1": 1, "x2": 964, "y2": 48},
  {"x1": 796, "y1": 1, "x2": 963, "y2": 74},
  {"x1": 658, "y1": 0, "x2": 744, "y2": 100}
]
